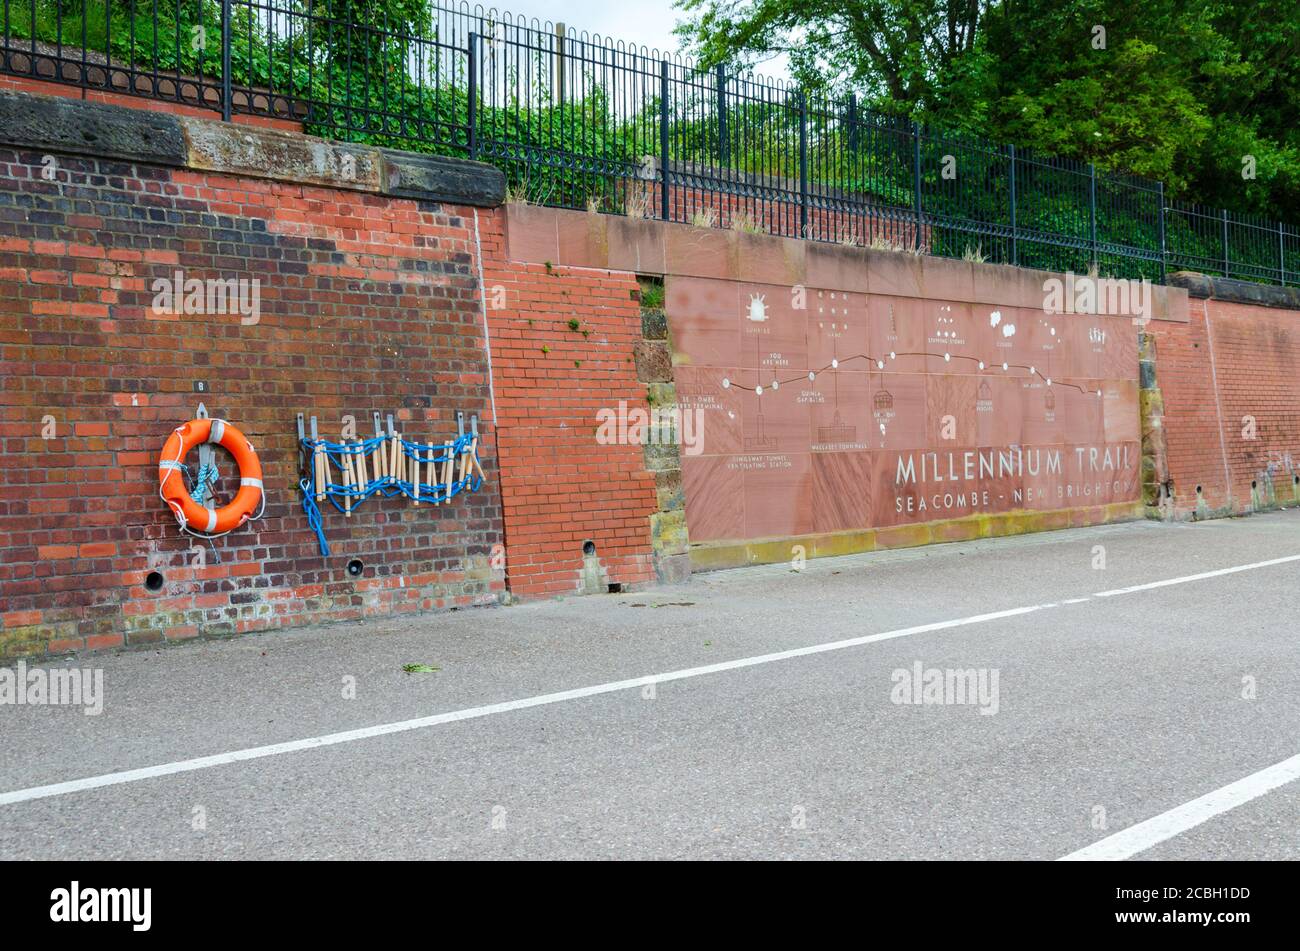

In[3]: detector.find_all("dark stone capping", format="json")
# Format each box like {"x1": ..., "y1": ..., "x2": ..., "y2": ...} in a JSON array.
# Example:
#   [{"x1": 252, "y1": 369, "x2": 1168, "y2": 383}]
[
  {"x1": 1168, "y1": 271, "x2": 1300, "y2": 311},
  {"x1": 380, "y1": 149, "x2": 505, "y2": 207},
  {"x1": 179, "y1": 116, "x2": 382, "y2": 191},
  {"x1": 0, "y1": 89, "x2": 187, "y2": 166},
  {"x1": 0, "y1": 90, "x2": 505, "y2": 207}
]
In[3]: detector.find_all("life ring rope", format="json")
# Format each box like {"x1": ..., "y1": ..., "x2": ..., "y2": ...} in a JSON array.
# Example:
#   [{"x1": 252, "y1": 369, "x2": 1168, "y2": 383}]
[{"x1": 158, "y1": 418, "x2": 265, "y2": 538}]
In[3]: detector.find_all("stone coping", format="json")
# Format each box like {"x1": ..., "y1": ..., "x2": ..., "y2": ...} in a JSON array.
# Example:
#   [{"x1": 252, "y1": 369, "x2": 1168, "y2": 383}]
[{"x1": 0, "y1": 89, "x2": 505, "y2": 207}]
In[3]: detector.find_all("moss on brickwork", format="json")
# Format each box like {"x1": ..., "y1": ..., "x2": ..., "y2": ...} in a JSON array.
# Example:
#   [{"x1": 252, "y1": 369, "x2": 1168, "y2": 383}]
[
  {"x1": 655, "y1": 469, "x2": 684, "y2": 511},
  {"x1": 688, "y1": 502, "x2": 1145, "y2": 572},
  {"x1": 1137, "y1": 330, "x2": 1173, "y2": 520},
  {"x1": 650, "y1": 510, "x2": 689, "y2": 556},
  {"x1": 634, "y1": 340, "x2": 673, "y2": 383},
  {"x1": 806, "y1": 532, "x2": 877, "y2": 559},
  {"x1": 1139, "y1": 388, "x2": 1164, "y2": 417},
  {"x1": 641, "y1": 308, "x2": 668, "y2": 340},
  {"x1": 1141, "y1": 456, "x2": 1162, "y2": 506},
  {"x1": 642, "y1": 442, "x2": 681, "y2": 472},
  {"x1": 0, "y1": 626, "x2": 51, "y2": 658},
  {"x1": 0, "y1": 620, "x2": 80, "y2": 659},
  {"x1": 646, "y1": 382, "x2": 676, "y2": 406},
  {"x1": 637, "y1": 274, "x2": 690, "y2": 585}
]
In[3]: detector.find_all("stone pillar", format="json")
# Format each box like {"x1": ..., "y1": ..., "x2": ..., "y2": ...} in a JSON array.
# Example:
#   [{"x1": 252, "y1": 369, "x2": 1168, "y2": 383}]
[
  {"x1": 635, "y1": 279, "x2": 691, "y2": 583},
  {"x1": 1138, "y1": 331, "x2": 1173, "y2": 519}
]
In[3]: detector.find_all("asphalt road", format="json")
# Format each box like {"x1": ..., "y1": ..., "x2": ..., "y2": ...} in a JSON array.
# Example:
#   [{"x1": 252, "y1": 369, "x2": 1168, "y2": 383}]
[{"x1": 2, "y1": 511, "x2": 1299, "y2": 860}]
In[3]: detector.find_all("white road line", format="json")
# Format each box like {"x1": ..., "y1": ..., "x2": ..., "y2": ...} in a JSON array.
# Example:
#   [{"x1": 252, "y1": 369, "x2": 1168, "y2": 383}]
[
  {"x1": 1092, "y1": 553, "x2": 1300, "y2": 598},
  {"x1": 0, "y1": 604, "x2": 1048, "y2": 807},
  {"x1": 1059, "y1": 753, "x2": 1300, "y2": 861},
  {"x1": 2, "y1": 552, "x2": 1298, "y2": 810}
]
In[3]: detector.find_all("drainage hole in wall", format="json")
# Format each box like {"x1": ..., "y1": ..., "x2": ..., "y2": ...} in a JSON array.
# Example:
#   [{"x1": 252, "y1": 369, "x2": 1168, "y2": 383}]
[
  {"x1": 346, "y1": 559, "x2": 365, "y2": 577},
  {"x1": 608, "y1": 582, "x2": 623, "y2": 594},
  {"x1": 1251, "y1": 480, "x2": 1258, "y2": 490},
  {"x1": 582, "y1": 540, "x2": 596, "y2": 556},
  {"x1": 144, "y1": 571, "x2": 165, "y2": 592},
  {"x1": 1196, "y1": 485, "x2": 1203, "y2": 495}
]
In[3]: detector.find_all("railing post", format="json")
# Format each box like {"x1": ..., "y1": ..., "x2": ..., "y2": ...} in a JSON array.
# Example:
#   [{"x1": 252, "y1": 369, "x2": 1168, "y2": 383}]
[
  {"x1": 660, "y1": 59, "x2": 670, "y2": 222},
  {"x1": 304, "y1": 0, "x2": 316, "y2": 125},
  {"x1": 846, "y1": 94, "x2": 859, "y2": 153},
  {"x1": 220, "y1": 0, "x2": 232, "y2": 122},
  {"x1": 1008, "y1": 144, "x2": 1017, "y2": 266},
  {"x1": 798, "y1": 89, "x2": 808, "y2": 238},
  {"x1": 467, "y1": 32, "x2": 478, "y2": 160},
  {"x1": 1280, "y1": 221, "x2": 1287, "y2": 286},
  {"x1": 555, "y1": 23, "x2": 565, "y2": 103},
  {"x1": 716, "y1": 64, "x2": 728, "y2": 167},
  {"x1": 1088, "y1": 162, "x2": 1097, "y2": 268},
  {"x1": 1158, "y1": 182, "x2": 1167, "y2": 284},
  {"x1": 912, "y1": 121, "x2": 923, "y2": 250},
  {"x1": 1222, "y1": 208, "x2": 1230, "y2": 277}
]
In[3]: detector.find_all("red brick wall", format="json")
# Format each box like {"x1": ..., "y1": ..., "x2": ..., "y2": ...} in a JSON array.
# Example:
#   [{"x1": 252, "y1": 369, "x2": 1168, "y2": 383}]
[
  {"x1": 476, "y1": 212, "x2": 658, "y2": 597},
  {"x1": 1151, "y1": 297, "x2": 1300, "y2": 516},
  {"x1": 0, "y1": 148, "x2": 502, "y2": 658},
  {"x1": 10, "y1": 80, "x2": 1297, "y2": 661}
]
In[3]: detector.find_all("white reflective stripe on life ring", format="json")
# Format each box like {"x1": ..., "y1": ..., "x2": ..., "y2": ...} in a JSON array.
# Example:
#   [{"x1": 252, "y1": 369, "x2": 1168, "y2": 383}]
[
  {"x1": 240, "y1": 478, "x2": 263, "y2": 488},
  {"x1": 208, "y1": 419, "x2": 226, "y2": 444},
  {"x1": 205, "y1": 509, "x2": 218, "y2": 533}
]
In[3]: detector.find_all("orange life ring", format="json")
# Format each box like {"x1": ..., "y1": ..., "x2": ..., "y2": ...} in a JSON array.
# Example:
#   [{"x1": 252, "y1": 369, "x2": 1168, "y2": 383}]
[{"x1": 158, "y1": 418, "x2": 263, "y2": 534}]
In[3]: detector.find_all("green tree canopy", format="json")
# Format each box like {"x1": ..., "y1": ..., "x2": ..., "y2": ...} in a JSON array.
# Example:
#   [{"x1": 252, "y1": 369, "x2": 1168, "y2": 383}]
[{"x1": 674, "y1": 0, "x2": 1300, "y2": 219}]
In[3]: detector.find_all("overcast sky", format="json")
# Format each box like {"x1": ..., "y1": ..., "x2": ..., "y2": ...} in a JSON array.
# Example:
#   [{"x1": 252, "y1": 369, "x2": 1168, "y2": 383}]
[
  {"x1": 490, "y1": 0, "x2": 687, "y2": 54},
  {"x1": 474, "y1": 0, "x2": 792, "y2": 76}
]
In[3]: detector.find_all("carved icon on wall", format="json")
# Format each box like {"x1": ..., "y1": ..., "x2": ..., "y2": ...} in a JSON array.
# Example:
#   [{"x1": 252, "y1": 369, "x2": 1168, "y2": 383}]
[
  {"x1": 817, "y1": 409, "x2": 855, "y2": 444},
  {"x1": 745, "y1": 409, "x2": 777, "y2": 450}
]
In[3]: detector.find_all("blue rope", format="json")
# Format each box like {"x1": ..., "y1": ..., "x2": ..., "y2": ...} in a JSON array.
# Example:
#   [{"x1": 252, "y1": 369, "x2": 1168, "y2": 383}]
[
  {"x1": 300, "y1": 478, "x2": 329, "y2": 557},
  {"x1": 192, "y1": 461, "x2": 219, "y2": 505},
  {"x1": 299, "y1": 434, "x2": 484, "y2": 556}
]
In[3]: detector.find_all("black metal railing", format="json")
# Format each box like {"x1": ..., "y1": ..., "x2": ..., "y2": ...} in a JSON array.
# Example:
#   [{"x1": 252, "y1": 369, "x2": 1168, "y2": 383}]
[{"x1": 2, "y1": 0, "x2": 1295, "y2": 287}]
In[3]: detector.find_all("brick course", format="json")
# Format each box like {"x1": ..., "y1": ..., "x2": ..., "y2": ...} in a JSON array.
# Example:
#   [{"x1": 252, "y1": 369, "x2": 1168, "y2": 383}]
[
  {"x1": 477, "y1": 212, "x2": 659, "y2": 597},
  {"x1": 6, "y1": 87, "x2": 1300, "y2": 661},
  {"x1": 0, "y1": 148, "x2": 503, "y2": 658},
  {"x1": 1149, "y1": 297, "x2": 1300, "y2": 516}
]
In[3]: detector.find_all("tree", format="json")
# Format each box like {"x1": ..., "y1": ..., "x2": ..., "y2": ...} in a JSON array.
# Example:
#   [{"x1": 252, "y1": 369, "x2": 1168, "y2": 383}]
[
  {"x1": 1182, "y1": 0, "x2": 1300, "y2": 218},
  {"x1": 674, "y1": 0, "x2": 992, "y2": 112},
  {"x1": 674, "y1": 0, "x2": 1300, "y2": 219},
  {"x1": 972, "y1": 0, "x2": 1300, "y2": 216},
  {"x1": 969, "y1": 1, "x2": 1215, "y2": 189}
]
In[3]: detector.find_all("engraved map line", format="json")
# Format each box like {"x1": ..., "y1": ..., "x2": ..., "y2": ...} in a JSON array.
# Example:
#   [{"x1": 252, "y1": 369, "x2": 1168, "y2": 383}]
[{"x1": 721, "y1": 350, "x2": 1104, "y2": 398}]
